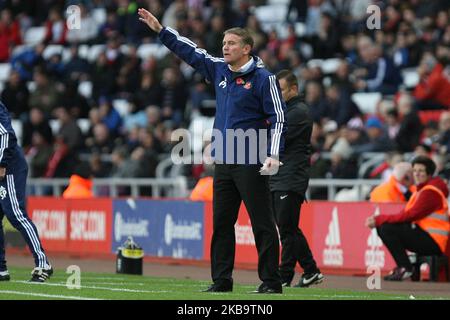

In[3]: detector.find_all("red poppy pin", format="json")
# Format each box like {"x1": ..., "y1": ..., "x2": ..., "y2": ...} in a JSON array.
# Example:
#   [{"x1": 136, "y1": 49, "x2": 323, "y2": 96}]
[
  {"x1": 236, "y1": 78, "x2": 245, "y2": 85},
  {"x1": 244, "y1": 82, "x2": 252, "y2": 90}
]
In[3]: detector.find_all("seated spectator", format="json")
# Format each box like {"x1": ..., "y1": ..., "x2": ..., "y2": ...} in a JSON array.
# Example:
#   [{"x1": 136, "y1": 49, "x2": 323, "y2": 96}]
[
  {"x1": 352, "y1": 117, "x2": 395, "y2": 154},
  {"x1": 369, "y1": 152, "x2": 404, "y2": 181},
  {"x1": 136, "y1": 73, "x2": 163, "y2": 108},
  {"x1": 98, "y1": 96, "x2": 122, "y2": 137},
  {"x1": 10, "y1": 44, "x2": 45, "y2": 81},
  {"x1": 44, "y1": 7, "x2": 68, "y2": 45},
  {"x1": 26, "y1": 131, "x2": 54, "y2": 178},
  {"x1": 50, "y1": 106, "x2": 83, "y2": 177},
  {"x1": 64, "y1": 44, "x2": 91, "y2": 82},
  {"x1": 343, "y1": 117, "x2": 369, "y2": 148},
  {"x1": 205, "y1": 15, "x2": 225, "y2": 57},
  {"x1": 22, "y1": 107, "x2": 53, "y2": 151},
  {"x1": 395, "y1": 93, "x2": 424, "y2": 152},
  {"x1": 327, "y1": 137, "x2": 357, "y2": 179},
  {"x1": 28, "y1": 68, "x2": 61, "y2": 116},
  {"x1": 320, "y1": 83, "x2": 361, "y2": 127},
  {"x1": 366, "y1": 156, "x2": 449, "y2": 281},
  {"x1": 354, "y1": 38, "x2": 402, "y2": 95},
  {"x1": 160, "y1": 67, "x2": 188, "y2": 127},
  {"x1": 0, "y1": 8, "x2": 22, "y2": 62},
  {"x1": 89, "y1": 152, "x2": 111, "y2": 179},
  {"x1": 122, "y1": 99, "x2": 147, "y2": 133},
  {"x1": 312, "y1": 12, "x2": 340, "y2": 59},
  {"x1": 111, "y1": 146, "x2": 139, "y2": 179},
  {"x1": 87, "y1": 122, "x2": 116, "y2": 155},
  {"x1": 370, "y1": 162, "x2": 415, "y2": 203},
  {"x1": 0, "y1": 70, "x2": 29, "y2": 119},
  {"x1": 91, "y1": 52, "x2": 117, "y2": 101},
  {"x1": 305, "y1": 81, "x2": 326, "y2": 124},
  {"x1": 62, "y1": 162, "x2": 94, "y2": 199},
  {"x1": 97, "y1": 10, "x2": 120, "y2": 43},
  {"x1": 61, "y1": 81, "x2": 90, "y2": 118},
  {"x1": 413, "y1": 53, "x2": 450, "y2": 109},
  {"x1": 46, "y1": 53, "x2": 65, "y2": 79}
]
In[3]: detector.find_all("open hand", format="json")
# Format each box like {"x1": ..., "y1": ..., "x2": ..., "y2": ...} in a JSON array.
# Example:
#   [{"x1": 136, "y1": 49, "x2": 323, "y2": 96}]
[
  {"x1": 138, "y1": 8, "x2": 163, "y2": 33},
  {"x1": 365, "y1": 216, "x2": 376, "y2": 229}
]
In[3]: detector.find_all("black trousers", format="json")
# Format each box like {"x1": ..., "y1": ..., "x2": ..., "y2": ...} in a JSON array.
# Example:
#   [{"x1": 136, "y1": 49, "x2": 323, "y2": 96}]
[
  {"x1": 271, "y1": 191, "x2": 318, "y2": 283},
  {"x1": 377, "y1": 222, "x2": 442, "y2": 270},
  {"x1": 211, "y1": 164, "x2": 281, "y2": 287}
]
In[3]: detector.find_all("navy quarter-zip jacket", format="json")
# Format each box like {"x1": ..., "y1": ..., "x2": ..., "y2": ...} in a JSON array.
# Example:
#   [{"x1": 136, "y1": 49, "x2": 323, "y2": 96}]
[{"x1": 159, "y1": 27, "x2": 286, "y2": 164}]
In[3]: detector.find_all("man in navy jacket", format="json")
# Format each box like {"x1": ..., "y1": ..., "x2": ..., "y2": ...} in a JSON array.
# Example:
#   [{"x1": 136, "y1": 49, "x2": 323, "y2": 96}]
[
  {"x1": 139, "y1": 8, "x2": 286, "y2": 293},
  {"x1": 0, "y1": 101, "x2": 53, "y2": 282}
]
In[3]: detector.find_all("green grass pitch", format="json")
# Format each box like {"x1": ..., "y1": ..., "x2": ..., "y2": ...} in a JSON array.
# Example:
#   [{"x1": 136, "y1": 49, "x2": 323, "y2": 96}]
[{"x1": 0, "y1": 267, "x2": 445, "y2": 300}]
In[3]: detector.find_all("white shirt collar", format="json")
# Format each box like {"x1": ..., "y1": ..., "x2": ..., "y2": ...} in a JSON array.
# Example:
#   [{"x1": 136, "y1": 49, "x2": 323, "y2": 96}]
[{"x1": 228, "y1": 57, "x2": 254, "y2": 73}]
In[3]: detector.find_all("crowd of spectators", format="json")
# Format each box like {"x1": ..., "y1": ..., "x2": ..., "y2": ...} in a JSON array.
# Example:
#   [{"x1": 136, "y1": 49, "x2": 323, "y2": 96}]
[{"x1": 0, "y1": 0, "x2": 450, "y2": 197}]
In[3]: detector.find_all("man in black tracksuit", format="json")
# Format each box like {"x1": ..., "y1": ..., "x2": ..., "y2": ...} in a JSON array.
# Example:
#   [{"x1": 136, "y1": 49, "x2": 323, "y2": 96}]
[{"x1": 270, "y1": 70, "x2": 323, "y2": 287}]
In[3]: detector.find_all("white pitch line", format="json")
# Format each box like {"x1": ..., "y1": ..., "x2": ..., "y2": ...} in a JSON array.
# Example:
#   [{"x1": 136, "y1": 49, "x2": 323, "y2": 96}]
[
  {"x1": 0, "y1": 290, "x2": 104, "y2": 300},
  {"x1": 81, "y1": 277, "x2": 127, "y2": 281},
  {"x1": 11, "y1": 281, "x2": 169, "y2": 294},
  {"x1": 81, "y1": 282, "x2": 145, "y2": 286}
]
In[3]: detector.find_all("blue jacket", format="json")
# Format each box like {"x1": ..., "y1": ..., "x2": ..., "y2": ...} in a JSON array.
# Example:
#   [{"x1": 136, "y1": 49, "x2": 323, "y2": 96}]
[
  {"x1": 159, "y1": 27, "x2": 286, "y2": 164},
  {"x1": 0, "y1": 102, "x2": 27, "y2": 172}
]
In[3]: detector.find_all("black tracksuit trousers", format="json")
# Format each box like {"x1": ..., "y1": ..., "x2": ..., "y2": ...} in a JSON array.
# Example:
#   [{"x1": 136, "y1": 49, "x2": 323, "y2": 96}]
[
  {"x1": 211, "y1": 164, "x2": 281, "y2": 288},
  {"x1": 271, "y1": 191, "x2": 318, "y2": 283},
  {"x1": 376, "y1": 222, "x2": 442, "y2": 270}
]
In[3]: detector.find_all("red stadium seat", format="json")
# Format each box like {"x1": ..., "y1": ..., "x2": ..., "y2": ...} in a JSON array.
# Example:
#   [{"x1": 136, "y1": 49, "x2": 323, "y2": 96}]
[{"x1": 418, "y1": 110, "x2": 444, "y2": 125}]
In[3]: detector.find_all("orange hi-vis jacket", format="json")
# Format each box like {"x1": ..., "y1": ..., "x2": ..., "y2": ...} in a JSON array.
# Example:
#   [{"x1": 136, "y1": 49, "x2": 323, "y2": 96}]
[
  {"x1": 190, "y1": 176, "x2": 213, "y2": 202},
  {"x1": 62, "y1": 174, "x2": 94, "y2": 199},
  {"x1": 407, "y1": 185, "x2": 450, "y2": 253},
  {"x1": 370, "y1": 175, "x2": 416, "y2": 203}
]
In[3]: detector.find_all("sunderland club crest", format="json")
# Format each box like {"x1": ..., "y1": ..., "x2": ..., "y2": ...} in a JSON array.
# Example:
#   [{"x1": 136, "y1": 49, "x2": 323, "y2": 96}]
[{"x1": 0, "y1": 186, "x2": 6, "y2": 200}]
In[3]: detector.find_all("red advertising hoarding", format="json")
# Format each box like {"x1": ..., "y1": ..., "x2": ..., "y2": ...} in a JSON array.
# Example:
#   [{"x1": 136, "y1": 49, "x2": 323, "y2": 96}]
[
  {"x1": 309, "y1": 202, "x2": 403, "y2": 273},
  {"x1": 204, "y1": 200, "x2": 405, "y2": 273},
  {"x1": 28, "y1": 197, "x2": 112, "y2": 255}
]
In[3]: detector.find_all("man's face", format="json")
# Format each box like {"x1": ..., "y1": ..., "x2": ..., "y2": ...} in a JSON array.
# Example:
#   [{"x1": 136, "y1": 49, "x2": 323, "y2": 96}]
[
  {"x1": 222, "y1": 33, "x2": 249, "y2": 64},
  {"x1": 400, "y1": 171, "x2": 413, "y2": 188},
  {"x1": 278, "y1": 78, "x2": 296, "y2": 102},
  {"x1": 413, "y1": 163, "x2": 429, "y2": 185}
]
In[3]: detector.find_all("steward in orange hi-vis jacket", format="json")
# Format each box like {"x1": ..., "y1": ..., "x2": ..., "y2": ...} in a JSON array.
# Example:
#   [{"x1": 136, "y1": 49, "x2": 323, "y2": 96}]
[{"x1": 366, "y1": 156, "x2": 449, "y2": 281}]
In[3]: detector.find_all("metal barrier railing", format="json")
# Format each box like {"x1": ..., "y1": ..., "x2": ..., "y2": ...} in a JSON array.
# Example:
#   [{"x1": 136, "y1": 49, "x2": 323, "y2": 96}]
[
  {"x1": 27, "y1": 177, "x2": 380, "y2": 201},
  {"x1": 27, "y1": 177, "x2": 189, "y2": 198},
  {"x1": 306, "y1": 179, "x2": 382, "y2": 200}
]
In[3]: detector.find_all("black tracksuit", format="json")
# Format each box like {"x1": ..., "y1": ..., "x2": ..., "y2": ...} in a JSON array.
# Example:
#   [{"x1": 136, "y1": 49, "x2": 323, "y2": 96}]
[{"x1": 270, "y1": 96, "x2": 319, "y2": 283}]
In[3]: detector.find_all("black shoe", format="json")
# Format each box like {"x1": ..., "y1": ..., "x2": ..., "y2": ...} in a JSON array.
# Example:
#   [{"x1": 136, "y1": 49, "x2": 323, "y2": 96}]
[
  {"x1": 281, "y1": 281, "x2": 291, "y2": 287},
  {"x1": 252, "y1": 283, "x2": 282, "y2": 294},
  {"x1": 203, "y1": 282, "x2": 233, "y2": 292},
  {"x1": 295, "y1": 272, "x2": 324, "y2": 288},
  {"x1": 0, "y1": 271, "x2": 10, "y2": 281},
  {"x1": 383, "y1": 267, "x2": 413, "y2": 281},
  {"x1": 30, "y1": 267, "x2": 53, "y2": 283}
]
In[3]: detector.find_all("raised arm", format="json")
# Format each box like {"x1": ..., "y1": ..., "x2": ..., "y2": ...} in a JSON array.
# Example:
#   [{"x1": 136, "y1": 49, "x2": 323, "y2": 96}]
[
  {"x1": 138, "y1": 8, "x2": 221, "y2": 82},
  {"x1": 138, "y1": 8, "x2": 163, "y2": 33}
]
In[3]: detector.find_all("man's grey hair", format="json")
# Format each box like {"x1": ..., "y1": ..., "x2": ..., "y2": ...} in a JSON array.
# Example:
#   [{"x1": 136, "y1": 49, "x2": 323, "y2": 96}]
[{"x1": 392, "y1": 162, "x2": 412, "y2": 181}]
